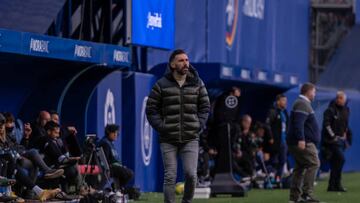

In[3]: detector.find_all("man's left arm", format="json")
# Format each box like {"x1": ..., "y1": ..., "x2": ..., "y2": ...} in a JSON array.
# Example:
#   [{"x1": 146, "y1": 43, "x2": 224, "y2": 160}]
[{"x1": 197, "y1": 80, "x2": 210, "y2": 131}]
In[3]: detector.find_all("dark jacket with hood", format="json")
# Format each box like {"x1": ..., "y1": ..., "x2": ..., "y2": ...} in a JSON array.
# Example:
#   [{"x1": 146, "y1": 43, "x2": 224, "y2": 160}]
[
  {"x1": 322, "y1": 100, "x2": 352, "y2": 146},
  {"x1": 146, "y1": 64, "x2": 210, "y2": 144}
]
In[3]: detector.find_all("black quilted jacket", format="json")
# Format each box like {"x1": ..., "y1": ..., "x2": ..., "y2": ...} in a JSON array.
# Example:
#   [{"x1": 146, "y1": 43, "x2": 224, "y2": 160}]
[{"x1": 146, "y1": 65, "x2": 210, "y2": 144}]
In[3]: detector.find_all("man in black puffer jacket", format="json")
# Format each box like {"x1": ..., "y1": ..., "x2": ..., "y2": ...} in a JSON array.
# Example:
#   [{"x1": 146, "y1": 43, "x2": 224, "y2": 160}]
[
  {"x1": 322, "y1": 91, "x2": 352, "y2": 192},
  {"x1": 146, "y1": 49, "x2": 210, "y2": 203}
]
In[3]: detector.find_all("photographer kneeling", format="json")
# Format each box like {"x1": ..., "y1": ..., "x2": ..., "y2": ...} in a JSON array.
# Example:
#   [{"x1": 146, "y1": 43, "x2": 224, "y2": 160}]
[{"x1": 98, "y1": 124, "x2": 133, "y2": 190}]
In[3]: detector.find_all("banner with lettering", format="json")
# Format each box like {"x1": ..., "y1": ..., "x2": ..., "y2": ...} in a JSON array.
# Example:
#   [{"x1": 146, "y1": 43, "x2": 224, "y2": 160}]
[
  {"x1": 130, "y1": 0, "x2": 175, "y2": 49},
  {"x1": 0, "y1": 28, "x2": 131, "y2": 67}
]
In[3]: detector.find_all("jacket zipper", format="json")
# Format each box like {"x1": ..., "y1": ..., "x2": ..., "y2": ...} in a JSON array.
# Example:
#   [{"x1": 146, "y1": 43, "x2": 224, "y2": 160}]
[{"x1": 180, "y1": 86, "x2": 184, "y2": 143}]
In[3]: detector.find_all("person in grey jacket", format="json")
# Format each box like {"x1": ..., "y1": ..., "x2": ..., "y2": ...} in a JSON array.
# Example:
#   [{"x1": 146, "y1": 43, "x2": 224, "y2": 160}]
[
  {"x1": 287, "y1": 83, "x2": 320, "y2": 203},
  {"x1": 146, "y1": 49, "x2": 210, "y2": 203}
]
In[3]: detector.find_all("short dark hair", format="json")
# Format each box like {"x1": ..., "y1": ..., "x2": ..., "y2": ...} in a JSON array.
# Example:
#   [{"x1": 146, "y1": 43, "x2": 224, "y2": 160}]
[
  {"x1": 168, "y1": 49, "x2": 186, "y2": 64},
  {"x1": 231, "y1": 86, "x2": 241, "y2": 93},
  {"x1": 300, "y1": 82, "x2": 315, "y2": 95},
  {"x1": 275, "y1": 94, "x2": 286, "y2": 101},
  {"x1": 105, "y1": 124, "x2": 120, "y2": 136},
  {"x1": 3, "y1": 112, "x2": 15, "y2": 123},
  {"x1": 49, "y1": 110, "x2": 59, "y2": 116}
]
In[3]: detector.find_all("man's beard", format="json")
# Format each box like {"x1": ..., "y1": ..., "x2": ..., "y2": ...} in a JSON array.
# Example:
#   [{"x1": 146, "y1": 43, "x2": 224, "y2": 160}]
[{"x1": 176, "y1": 65, "x2": 189, "y2": 75}]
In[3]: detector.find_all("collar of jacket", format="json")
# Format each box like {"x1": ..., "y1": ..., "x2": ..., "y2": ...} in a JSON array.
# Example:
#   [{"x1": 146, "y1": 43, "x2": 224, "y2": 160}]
[
  {"x1": 299, "y1": 95, "x2": 311, "y2": 103},
  {"x1": 102, "y1": 136, "x2": 114, "y2": 145},
  {"x1": 329, "y1": 99, "x2": 348, "y2": 110},
  {"x1": 272, "y1": 105, "x2": 286, "y2": 112}
]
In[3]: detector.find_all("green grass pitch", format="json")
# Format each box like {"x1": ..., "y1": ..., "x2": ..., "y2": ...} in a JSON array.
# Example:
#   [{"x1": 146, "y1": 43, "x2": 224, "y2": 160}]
[{"x1": 137, "y1": 172, "x2": 360, "y2": 203}]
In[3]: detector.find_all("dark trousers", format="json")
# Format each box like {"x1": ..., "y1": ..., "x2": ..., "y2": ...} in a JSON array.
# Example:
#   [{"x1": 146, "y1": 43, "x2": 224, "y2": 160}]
[
  {"x1": 328, "y1": 144, "x2": 345, "y2": 188},
  {"x1": 272, "y1": 143, "x2": 288, "y2": 177},
  {"x1": 0, "y1": 156, "x2": 36, "y2": 190},
  {"x1": 110, "y1": 164, "x2": 134, "y2": 187},
  {"x1": 18, "y1": 156, "x2": 38, "y2": 183},
  {"x1": 22, "y1": 149, "x2": 51, "y2": 172},
  {"x1": 232, "y1": 152, "x2": 254, "y2": 177},
  {"x1": 15, "y1": 166, "x2": 36, "y2": 189}
]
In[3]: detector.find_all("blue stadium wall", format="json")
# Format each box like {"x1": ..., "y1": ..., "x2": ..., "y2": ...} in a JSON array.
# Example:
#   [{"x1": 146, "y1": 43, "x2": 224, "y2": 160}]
[
  {"x1": 1, "y1": 0, "x2": 360, "y2": 194},
  {"x1": 147, "y1": 0, "x2": 360, "y2": 176},
  {"x1": 147, "y1": 0, "x2": 311, "y2": 175},
  {"x1": 357, "y1": 0, "x2": 360, "y2": 24},
  {"x1": 147, "y1": 0, "x2": 309, "y2": 83}
]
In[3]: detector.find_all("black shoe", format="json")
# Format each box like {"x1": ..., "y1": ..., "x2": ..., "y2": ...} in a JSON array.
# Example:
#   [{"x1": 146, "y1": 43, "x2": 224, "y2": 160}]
[
  {"x1": 328, "y1": 186, "x2": 347, "y2": 192},
  {"x1": 289, "y1": 196, "x2": 306, "y2": 203},
  {"x1": 289, "y1": 199, "x2": 305, "y2": 203},
  {"x1": 301, "y1": 194, "x2": 320, "y2": 203},
  {"x1": 337, "y1": 186, "x2": 347, "y2": 192},
  {"x1": 327, "y1": 186, "x2": 336, "y2": 192},
  {"x1": 54, "y1": 191, "x2": 76, "y2": 200}
]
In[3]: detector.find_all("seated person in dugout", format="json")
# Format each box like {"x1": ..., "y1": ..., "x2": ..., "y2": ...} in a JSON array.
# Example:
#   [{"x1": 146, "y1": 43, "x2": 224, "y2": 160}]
[
  {"x1": 252, "y1": 123, "x2": 271, "y2": 178},
  {"x1": 231, "y1": 115, "x2": 255, "y2": 180},
  {"x1": 0, "y1": 113, "x2": 64, "y2": 201},
  {"x1": 29, "y1": 111, "x2": 51, "y2": 151},
  {"x1": 43, "y1": 121, "x2": 80, "y2": 192},
  {"x1": 49, "y1": 110, "x2": 82, "y2": 157},
  {"x1": 98, "y1": 124, "x2": 133, "y2": 190},
  {"x1": 0, "y1": 113, "x2": 64, "y2": 181}
]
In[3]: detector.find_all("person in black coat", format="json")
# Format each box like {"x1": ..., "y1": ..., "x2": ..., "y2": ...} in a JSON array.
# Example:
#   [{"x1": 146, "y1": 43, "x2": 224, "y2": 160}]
[
  {"x1": 321, "y1": 91, "x2": 351, "y2": 192},
  {"x1": 49, "y1": 111, "x2": 82, "y2": 157},
  {"x1": 43, "y1": 121, "x2": 80, "y2": 192},
  {"x1": 146, "y1": 49, "x2": 210, "y2": 203},
  {"x1": 0, "y1": 114, "x2": 62, "y2": 201},
  {"x1": 265, "y1": 94, "x2": 289, "y2": 183},
  {"x1": 212, "y1": 87, "x2": 241, "y2": 174},
  {"x1": 213, "y1": 86, "x2": 241, "y2": 125},
  {"x1": 231, "y1": 115, "x2": 255, "y2": 178},
  {"x1": 98, "y1": 124, "x2": 133, "y2": 189},
  {"x1": 30, "y1": 111, "x2": 51, "y2": 151}
]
